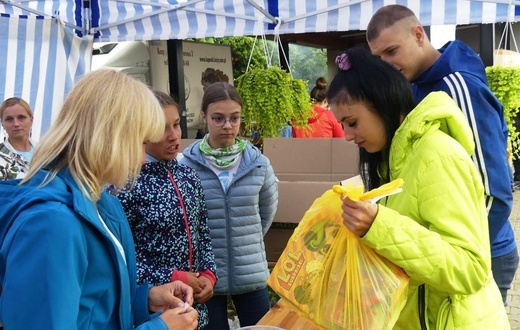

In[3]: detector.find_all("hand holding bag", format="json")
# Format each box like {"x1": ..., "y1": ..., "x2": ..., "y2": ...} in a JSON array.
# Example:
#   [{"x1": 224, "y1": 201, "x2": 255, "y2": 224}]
[{"x1": 267, "y1": 179, "x2": 409, "y2": 330}]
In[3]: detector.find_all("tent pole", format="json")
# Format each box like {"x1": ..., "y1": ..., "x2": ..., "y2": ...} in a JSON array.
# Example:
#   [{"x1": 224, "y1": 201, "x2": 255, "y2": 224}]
[
  {"x1": 278, "y1": 39, "x2": 290, "y2": 73},
  {"x1": 167, "y1": 40, "x2": 188, "y2": 139},
  {"x1": 83, "y1": 0, "x2": 91, "y2": 35},
  {"x1": 481, "y1": 24, "x2": 494, "y2": 67}
]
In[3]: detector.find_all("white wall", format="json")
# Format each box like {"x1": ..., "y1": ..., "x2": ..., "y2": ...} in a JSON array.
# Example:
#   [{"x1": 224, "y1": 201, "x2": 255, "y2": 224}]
[{"x1": 430, "y1": 25, "x2": 456, "y2": 49}]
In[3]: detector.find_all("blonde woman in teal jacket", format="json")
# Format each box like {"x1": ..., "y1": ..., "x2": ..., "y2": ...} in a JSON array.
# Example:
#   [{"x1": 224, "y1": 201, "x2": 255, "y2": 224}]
[{"x1": 328, "y1": 48, "x2": 509, "y2": 329}]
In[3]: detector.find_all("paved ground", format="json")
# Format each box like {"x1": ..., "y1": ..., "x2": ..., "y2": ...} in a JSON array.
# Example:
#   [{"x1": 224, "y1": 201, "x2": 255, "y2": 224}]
[{"x1": 508, "y1": 190, "x2": 520, "y2": 329}]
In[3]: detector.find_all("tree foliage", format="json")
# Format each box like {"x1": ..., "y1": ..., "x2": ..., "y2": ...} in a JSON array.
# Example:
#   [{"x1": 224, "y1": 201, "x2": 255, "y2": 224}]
[
  {"x1": 486, "y1": 66, "x2": 520, "y2": 159},
  {"x1": 289, "y1": 45, "x2": 328, "y2": 91}
]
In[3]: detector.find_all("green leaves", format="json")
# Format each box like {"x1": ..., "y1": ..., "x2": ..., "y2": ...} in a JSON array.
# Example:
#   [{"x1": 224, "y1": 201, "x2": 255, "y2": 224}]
[
  {"x1": 236, "y1": 67, "x2": 313, "y2": 139},
  {"x1": 486, "y1": 66, "x2": 520, "y2": 159}
]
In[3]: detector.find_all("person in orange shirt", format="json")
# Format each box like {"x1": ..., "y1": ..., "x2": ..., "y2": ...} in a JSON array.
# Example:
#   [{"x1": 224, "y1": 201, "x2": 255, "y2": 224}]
[{"x1": 292, "y1": 77, "x2": 345, "y2": 138}]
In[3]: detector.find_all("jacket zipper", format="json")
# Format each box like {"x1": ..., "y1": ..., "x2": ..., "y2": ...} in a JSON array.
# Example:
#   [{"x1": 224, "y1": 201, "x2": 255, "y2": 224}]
[
  {"x1": 168, "y1": 170, "x2": 194, "y2": 272},
  {"x1": 419, "y1": 284, "x2": 427, "y2": 330}
]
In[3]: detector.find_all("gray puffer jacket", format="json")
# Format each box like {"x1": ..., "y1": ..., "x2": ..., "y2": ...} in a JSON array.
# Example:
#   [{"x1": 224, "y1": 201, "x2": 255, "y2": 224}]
[{"x1": 180, "y1": 140, "x2": 278, "y2": 295}]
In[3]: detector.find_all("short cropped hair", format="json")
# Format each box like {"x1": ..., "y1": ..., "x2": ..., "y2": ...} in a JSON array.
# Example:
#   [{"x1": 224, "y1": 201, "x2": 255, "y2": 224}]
[
  {"x1": 366, "y1": 5, "x2": 417, "y2": 41},
  {"x1": 0, "y1": 97, "x2": 33, "y2": 120},
  {"x1": 23, "y1": 70, "x2": 165, "y2": 201}
]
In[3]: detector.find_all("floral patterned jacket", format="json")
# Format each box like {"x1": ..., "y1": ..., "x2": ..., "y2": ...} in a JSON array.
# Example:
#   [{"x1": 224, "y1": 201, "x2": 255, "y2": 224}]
[
  {"x1": 114, "y1": 158, "x2": 217, "y2": 329},
  {"x1": 0, "y1": 142, "x2": 29, "y2": 180}
]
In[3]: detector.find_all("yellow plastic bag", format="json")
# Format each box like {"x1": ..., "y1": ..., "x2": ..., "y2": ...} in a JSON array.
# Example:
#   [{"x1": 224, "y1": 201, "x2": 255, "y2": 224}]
[{"x1": 267, "y1": 179, "x2": 409, "y2": 330}]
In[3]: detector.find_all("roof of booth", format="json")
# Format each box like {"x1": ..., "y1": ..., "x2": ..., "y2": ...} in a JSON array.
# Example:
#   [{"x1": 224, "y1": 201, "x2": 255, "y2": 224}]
[{"x1": 1, "y1": 0, "x2": 519, "y2": 42}]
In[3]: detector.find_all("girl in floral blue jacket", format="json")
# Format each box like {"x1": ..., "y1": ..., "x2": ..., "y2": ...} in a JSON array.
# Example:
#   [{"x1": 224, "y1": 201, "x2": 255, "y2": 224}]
[{"x1": 115, "y1": 91, "x2": 217, "y2": 329}]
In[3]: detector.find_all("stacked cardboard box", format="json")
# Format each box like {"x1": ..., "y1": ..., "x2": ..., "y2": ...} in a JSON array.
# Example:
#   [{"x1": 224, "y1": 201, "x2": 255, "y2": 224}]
[
  {"x1": 179, "y1": 137, "x2": 360, "y2": 263},
  {"x1": 263, "y1": 138, "x2": 359, "y2": 263}
]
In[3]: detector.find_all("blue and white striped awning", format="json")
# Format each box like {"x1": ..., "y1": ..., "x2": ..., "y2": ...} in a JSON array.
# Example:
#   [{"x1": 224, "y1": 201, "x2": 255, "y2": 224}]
[
  {"x1": 0, "y1": 13, "x2": 92, "y2": 141},
  {"x1": 274, "y1": 0, "x2": 519, "y2": 35},
  {"x1": 4, "y1": 0, "x2": 519, "y2": 42},
  {"x1": 85, "y1": 0, "x2": 520, "y2": 41},
  {"x1": 0, "y1": 1, "x2": 86, "y2": 35},
  {"x1": 91, "y1": 0, "x2": 274, "y2": 41}
]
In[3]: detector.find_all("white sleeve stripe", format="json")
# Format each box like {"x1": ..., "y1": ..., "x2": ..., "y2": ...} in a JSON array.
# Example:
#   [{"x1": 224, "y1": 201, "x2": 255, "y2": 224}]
[{"x1": 442, "y1": 73, "x2": 492, "y2": 203}]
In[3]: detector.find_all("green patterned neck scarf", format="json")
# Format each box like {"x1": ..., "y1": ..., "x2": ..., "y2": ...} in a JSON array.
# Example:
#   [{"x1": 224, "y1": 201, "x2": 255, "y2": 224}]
[{"x1": 199, "y1": 134, "x2": 247, "y2": 169}]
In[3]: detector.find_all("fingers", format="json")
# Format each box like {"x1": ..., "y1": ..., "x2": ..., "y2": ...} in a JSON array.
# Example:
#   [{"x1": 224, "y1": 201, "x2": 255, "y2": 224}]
[
  {"x1": 342, "y1": 216, "x2": 366, "y2": 237},
  {"x1": 182, "y1": 287, "x2": 194, "y2": 306},
  {"x1": 160, "y1": 306, "x2": 199, "y2": 330},
  {"x1": 171, "y1": 305, "x2": 189, "y2": 315},
  {"x1": 340, "y1": 197, "x2": 377, "y2": 237},
  {"x1": 187, "y1": 274, "x2": 205, "y2": 292},
  {"x1": 171, "y1": 281, "x2": 194, "y2": 305},
  {"x1": 341, "y1": 195, "x2": 361, "y2": 208},
  {"x1": 193, "y1": 287, "x2": 213, "y2": 304}
]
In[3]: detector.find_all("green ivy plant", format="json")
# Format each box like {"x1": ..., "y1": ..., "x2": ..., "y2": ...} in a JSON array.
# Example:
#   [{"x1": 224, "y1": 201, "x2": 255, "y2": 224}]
[
  {"x1": 486, "y1": 66, "x2": 520, "y2": 158},
  {"x1": 236, "y1": 66, "x2": 312, "y2": 141}
]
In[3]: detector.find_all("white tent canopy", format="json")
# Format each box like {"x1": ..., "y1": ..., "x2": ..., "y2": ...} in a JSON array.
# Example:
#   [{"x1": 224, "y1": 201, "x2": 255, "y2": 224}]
[
  {"x1": 2, "y1": 0, "x2": 520, "y2": 41},
  {"x1": 1, "y1": 0, "x2": 519, "y2": 139}
]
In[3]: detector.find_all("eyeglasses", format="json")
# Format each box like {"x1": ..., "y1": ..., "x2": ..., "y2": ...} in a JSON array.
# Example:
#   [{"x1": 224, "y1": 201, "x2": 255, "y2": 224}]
[{"x1": 210, "y1": 115, "x2": 242, "y2": 127}]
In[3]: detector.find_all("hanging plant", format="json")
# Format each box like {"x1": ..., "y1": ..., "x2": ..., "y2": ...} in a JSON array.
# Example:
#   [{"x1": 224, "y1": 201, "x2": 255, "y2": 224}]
[
  {"x1": 236, "y1": 66, "x2": 312, "y2": 140},
  {"x1": 486, "y1": 66, "x2": 520, "y2": 158}
]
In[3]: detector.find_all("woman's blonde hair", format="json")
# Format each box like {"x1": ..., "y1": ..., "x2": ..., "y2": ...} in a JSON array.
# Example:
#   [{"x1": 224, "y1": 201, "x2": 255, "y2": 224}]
[{"x1": 22, "y1": 69, "x2": 165, "y2": 201}]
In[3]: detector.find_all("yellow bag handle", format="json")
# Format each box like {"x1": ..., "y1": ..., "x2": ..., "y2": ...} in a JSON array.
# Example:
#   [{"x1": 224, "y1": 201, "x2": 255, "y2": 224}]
[{"x1": 332, "y1": 178, "x2": 404, "y2": 202}]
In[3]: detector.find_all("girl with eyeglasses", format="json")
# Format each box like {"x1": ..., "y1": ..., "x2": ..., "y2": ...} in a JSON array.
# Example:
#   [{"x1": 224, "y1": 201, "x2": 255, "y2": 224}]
[{"x1": 180, "y1": 82, "x2": 278, "y2": 329}]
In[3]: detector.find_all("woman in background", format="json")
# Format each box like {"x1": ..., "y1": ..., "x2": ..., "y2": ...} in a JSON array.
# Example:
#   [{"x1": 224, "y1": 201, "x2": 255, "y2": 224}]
[
  {"x1": 116, "y1": 90, "x2": 216, "y2": 329},
  {"x1": 292, "y1": 77, "x2": 344, "y2": 138},
  {"x1": 180, "y1": 82, "x2": 278, "y2": 329},
  {"x1": 0, "y1": 97, "x2": 34, "y2": 180}
]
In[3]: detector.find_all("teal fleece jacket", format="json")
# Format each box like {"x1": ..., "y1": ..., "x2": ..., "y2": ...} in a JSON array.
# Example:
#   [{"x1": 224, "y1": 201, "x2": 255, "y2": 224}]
[
  {"x1": 362, "y1": 92, "x2": 509, "y2": 329},
  {"x1": 0, "y1": 169, "x2": 167, "y2": 329}
]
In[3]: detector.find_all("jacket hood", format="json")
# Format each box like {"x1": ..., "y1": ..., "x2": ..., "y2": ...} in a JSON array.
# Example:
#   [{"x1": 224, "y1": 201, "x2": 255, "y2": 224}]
[
  {"x1": 307, "y1": 105, "x2": 327, "y2": 124},
  {"x1": 413, "y1": 40, "x2": 488, "y2": 85},
  {"x1": 390, "y1": 92, "x2": 475, "y2": 173}
]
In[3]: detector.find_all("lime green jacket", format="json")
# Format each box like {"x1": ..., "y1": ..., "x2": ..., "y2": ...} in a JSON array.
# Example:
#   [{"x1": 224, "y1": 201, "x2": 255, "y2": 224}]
[{"x1": 362, "y1": 92, "x2": 509, "y2": 329}]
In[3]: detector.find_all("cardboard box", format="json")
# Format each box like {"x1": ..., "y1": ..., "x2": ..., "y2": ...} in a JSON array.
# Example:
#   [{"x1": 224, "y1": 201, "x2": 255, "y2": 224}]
[
  {"x1": 274, "y1": 181, "x2": 333, "y2": 223},
  {"x1": 264, "y1": 223, "x2": 298, "y2": 264},
  {"x1": 264, "y1": 138, "x2": 332, "y2": 178},
  {"x1": 179, "y1": 137, "x2": 361, "y2": 264},
  {"x1": 331, "y1": 138, "x2": 359, "y2": 176},
  {"x1": 263, "y1": 138, "x2": 359, "y2": 182},
  {"x1": 263, "y1": 137, "x2": 359, "y2": 225}
]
